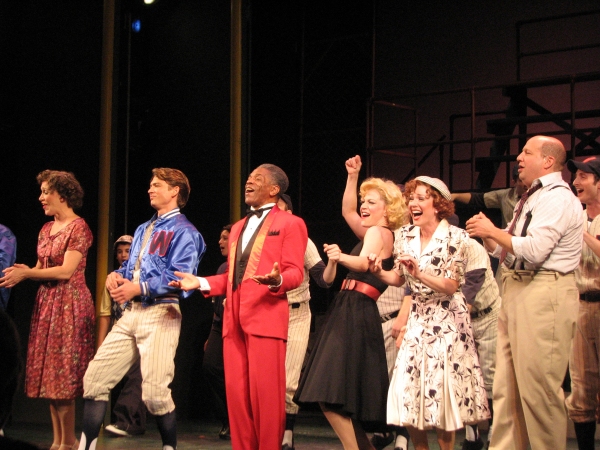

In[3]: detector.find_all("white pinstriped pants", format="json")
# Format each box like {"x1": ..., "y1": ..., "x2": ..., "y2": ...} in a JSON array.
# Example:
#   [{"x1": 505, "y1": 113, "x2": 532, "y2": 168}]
[
  {"x1": 285, "y1": 302, "x2": 311, "y2": 414},
  {"x1": 565, "y1": 300, "x2": 600, "y2": 423},
  {"x1": 381, "y1": 317, "x2": 400, "y2": 380},
  {"x1": 83, "y1": 302, "x2": 181, "y2": 416},
  {"x1": 471, "y1": 307, "x2": 498, "y2": 398}
]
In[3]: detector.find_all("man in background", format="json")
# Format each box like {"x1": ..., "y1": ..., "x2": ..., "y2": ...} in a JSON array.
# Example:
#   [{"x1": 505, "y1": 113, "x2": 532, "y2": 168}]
[{"x1": 565, "y1": 156, "x2": 600, "y2": 450}]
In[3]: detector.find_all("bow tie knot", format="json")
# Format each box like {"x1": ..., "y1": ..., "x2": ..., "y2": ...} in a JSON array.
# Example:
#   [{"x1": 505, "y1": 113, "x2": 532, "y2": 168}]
[{"x1": 247, "y1": 207, "x2": 273, "y2": 219}]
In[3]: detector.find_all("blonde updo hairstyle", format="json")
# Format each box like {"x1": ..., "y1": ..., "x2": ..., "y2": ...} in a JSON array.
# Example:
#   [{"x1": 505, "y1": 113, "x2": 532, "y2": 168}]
[{"x1": 359, "y1": 177, "x2": 408, "y2": 230}]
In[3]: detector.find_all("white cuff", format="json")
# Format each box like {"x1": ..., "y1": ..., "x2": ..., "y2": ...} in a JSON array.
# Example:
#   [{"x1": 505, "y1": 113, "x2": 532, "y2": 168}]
[
  {"x1": 197, "y1": 277, "x2": 211, "y2": 293},
  {"x1": 268, "y1": 275, "x2": 283, "y2": 291}
]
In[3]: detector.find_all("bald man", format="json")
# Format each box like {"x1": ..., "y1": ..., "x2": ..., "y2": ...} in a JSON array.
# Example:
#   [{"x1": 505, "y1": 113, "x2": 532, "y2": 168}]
[{"x1": 466, "y1": 136, "x2": 583, "y2": 450}]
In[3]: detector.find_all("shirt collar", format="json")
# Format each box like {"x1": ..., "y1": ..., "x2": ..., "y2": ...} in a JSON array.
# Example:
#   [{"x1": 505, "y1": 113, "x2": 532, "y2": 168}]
[
  {"x1": 532, "y1": 171, "x2": 564, "y2": 189},
  {"x1": 250, "y1": 202, "x2": 276, "y2": 211},
  {"x1": 151, "y1": 208, "x2": 181, "y2": 223}
]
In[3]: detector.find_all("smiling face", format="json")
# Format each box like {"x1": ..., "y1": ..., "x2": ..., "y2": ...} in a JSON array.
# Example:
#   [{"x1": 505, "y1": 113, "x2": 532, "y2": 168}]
[
  {"x1": 218, "y1": 229, "x2": 230, "y2": 257},
  {"x1": 244, "y1": 167, "x2": 279, "y2": 208},
  {"x1": 572, "y1": 169, "x2": 600, "y2": 206},
  {"x1": 148, "y1": 176, "x2": 179, "y2": 215},
  {"x1": 38, "y1": 181, "x2": 63, "y2": 216},
  {"x1": 359, "y1": 189, "x2": 388, "y2": 227},
  {"x1": 407, "y1": 184, "x2": 437, "y2": 227}
]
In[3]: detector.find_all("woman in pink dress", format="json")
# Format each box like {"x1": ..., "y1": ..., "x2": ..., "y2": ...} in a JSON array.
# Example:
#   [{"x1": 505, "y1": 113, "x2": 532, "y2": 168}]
[{"x1": 0, "y1": 170, "x2": 95, "y2": 450}]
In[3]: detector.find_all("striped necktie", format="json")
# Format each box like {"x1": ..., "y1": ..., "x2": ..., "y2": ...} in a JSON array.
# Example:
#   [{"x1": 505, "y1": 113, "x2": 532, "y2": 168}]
[{"x1": 499, "y1": 183, "x2": 542, "y2": 266}]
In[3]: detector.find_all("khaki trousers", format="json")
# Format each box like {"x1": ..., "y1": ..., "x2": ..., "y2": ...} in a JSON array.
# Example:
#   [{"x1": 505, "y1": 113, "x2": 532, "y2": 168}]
[{"x1": 489, "y1": 270, "x2": 578, "y2": 450}]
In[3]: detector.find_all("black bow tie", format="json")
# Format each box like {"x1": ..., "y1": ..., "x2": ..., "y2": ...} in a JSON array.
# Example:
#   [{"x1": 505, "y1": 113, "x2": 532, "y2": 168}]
[{"x1": 246, "y1": 207, "x2": 273, "y2": 219}]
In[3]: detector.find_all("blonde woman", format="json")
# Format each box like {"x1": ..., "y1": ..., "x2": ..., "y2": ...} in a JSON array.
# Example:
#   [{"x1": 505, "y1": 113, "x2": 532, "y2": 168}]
[{"x1": 294, "y1": 164, "x2": 407, "y2": 450}]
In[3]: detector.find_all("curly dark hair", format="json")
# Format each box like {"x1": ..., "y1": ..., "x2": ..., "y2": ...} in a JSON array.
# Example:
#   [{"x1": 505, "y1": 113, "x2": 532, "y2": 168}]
[
  {"x1": 36, "y1": 170, "x2": 84, "y2": 210},
  {"x1": 404, "y1": 179, "x2": 455, "y2": 220}
]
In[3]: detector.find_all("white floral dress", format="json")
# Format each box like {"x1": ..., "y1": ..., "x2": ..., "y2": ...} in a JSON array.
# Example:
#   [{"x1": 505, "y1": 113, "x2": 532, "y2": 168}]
[{"x1": 387, "y1": 220, "x2": 490, "y2": 431}]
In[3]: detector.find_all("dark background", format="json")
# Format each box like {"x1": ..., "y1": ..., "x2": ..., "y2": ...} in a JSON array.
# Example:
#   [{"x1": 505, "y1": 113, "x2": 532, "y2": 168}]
[{"x1": 2, "y1": 0, "x2": 599, "y2": 423}]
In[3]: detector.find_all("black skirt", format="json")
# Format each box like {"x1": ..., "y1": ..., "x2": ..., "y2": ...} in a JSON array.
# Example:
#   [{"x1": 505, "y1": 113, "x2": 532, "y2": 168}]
[{"x1": 294, "y1": 289, "x2": 389, "y2": 431}]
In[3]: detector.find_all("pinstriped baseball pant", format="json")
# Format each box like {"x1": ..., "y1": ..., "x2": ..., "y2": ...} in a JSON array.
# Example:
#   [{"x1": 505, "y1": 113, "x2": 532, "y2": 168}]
[
  {"x1": 471, "y1": 307, "x2": 498, "y2": 398},
  {"x1": 83, "y1": 302, "x2": 181, "y2": 416},
  {"x1": 285, "y1": 301, "x2": 311, "y2": 414},
  {"x1": 565, "y1": 300, "x2": 600, "y2": 423}
]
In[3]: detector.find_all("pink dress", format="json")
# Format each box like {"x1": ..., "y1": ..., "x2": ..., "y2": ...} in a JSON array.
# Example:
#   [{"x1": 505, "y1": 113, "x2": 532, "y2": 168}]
[{"x1": 25, "y1": 218, "x2": 95, "y2": 400}]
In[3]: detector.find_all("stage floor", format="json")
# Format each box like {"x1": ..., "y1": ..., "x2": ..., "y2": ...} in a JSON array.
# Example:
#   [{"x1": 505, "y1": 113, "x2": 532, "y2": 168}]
[{"x1": 3, "y1": 412, "x2": 585, "y2": 449}]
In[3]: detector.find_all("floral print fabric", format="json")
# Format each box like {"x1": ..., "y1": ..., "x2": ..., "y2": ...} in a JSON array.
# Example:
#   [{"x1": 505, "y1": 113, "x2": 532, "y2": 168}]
[
  {"x1": 25, "y1": 218, "x2": 95, "y2": 400},
  {"x1": 387, "y1": 220, "x2": 490, "y2": 431}
]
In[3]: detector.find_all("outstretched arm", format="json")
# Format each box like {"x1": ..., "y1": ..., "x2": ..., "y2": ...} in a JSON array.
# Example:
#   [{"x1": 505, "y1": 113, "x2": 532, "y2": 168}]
[{"x1": 451, "y1": 192, "x2": 472, "y2": 204}]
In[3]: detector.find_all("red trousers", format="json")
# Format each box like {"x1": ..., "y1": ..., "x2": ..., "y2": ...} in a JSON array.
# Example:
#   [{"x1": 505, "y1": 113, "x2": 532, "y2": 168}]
[{"x1": 223, "y1": 292, "x2": 286, "y2": 450}]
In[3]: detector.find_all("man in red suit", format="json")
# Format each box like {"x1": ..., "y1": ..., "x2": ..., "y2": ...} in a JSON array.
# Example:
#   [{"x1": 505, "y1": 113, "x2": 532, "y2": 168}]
[{"x1": 172, "y1": 164, "x2": 307, "y2": 450}]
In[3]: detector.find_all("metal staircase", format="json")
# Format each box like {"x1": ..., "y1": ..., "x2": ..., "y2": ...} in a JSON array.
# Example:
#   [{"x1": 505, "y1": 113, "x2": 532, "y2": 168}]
[{"x1": 366, "y1": 9, "x2": 600, "y2": 194}]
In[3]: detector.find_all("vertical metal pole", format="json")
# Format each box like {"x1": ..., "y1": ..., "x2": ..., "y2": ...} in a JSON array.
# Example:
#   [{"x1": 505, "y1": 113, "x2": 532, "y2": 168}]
[
  {"x1": 230, "y1": 0, "x2": 243, "y2": 223},
  {"x1": 96, "y1": 0, "x2": 116, "y2": 310},
  {"x1": 124, "y1": 12, "x2": 131, "y2": 234}
]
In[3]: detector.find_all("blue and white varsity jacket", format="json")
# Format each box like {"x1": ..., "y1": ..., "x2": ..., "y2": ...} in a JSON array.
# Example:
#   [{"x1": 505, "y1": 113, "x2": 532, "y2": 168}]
[{"x1": 116, "y1": 208, "x2": 205, "y2": 306}]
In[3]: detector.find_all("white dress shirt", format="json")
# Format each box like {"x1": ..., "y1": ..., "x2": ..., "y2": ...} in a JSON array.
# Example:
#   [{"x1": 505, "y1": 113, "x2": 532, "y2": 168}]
[{"x1": 491, "y1": 171, "x2": 583, "y2": 273}]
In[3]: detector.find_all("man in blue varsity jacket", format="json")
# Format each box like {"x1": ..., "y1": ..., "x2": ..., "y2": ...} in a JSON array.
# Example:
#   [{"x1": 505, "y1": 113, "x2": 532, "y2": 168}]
[{"x1": 78, "y1": 168, "x2": 205, "y2": 450}]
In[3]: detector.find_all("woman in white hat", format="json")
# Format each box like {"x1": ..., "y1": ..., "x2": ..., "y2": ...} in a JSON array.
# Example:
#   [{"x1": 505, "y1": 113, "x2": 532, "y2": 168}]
[{"x1": 370, "y1": 176, "x2": 489, "y2": 450}]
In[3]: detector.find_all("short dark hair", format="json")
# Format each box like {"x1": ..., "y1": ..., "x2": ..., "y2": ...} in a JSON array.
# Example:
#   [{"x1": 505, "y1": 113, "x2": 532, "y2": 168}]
[
  {"x1": 257, "y1": 164, "x2": 289, "y2": 195},
  {"x1": 37, "y1": 170, "x2": 84, "y2": 210},
  {"x1": 151, "y1": 168, "x2": 191, "y2": 208},
  {"x1": 223, "y1": 224, "x2": 232, "y2": 233}
]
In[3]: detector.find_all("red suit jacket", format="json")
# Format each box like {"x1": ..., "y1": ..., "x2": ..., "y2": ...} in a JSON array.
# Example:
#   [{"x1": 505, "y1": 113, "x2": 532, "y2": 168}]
[{"x1": 204, "y1": 205, "x2": 308, "y2": 340}]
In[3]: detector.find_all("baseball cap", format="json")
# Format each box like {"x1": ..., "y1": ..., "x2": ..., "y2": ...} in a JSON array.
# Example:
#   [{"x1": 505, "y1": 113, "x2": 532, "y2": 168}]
[
  {"x1": 414, "y1": 176, "x2": 452, "y2": 201},
  {"x1": 567, "y1": 156, "x2": 600, "y2": 178},
  {"x1": 114, "y1": 235, "x2": 133, "y2": 250}
]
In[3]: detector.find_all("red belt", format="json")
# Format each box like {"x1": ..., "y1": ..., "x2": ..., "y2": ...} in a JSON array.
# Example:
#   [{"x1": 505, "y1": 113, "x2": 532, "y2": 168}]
[{"x1": 341, "y1": 279, "x2": 381, "y2": 302}]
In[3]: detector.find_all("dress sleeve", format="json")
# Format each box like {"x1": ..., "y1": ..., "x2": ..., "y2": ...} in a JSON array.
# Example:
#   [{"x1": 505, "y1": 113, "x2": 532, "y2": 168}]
[{"x1": 67, "y1": 220, "x2": 93, "y2": 255}]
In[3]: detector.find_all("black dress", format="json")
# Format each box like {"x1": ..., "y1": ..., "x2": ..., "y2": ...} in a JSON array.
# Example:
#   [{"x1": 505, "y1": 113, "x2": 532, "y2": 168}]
[{"x1": 294, "y1": 238, "x2": 394, "y2": 431}]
